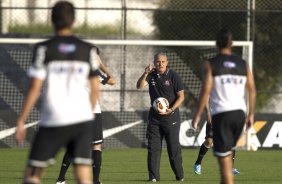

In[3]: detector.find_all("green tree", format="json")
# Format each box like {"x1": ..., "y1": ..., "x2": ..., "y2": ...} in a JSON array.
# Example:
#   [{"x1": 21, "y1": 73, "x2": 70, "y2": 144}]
[{"x1": 153, "y1": 0, "x2": 282, "y2": 111}]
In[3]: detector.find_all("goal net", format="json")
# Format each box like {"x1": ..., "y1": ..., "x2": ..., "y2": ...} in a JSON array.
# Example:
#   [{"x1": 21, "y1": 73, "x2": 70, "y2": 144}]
[{"x1": 0, "y1": 38, "x2": 253, "y2": 149}]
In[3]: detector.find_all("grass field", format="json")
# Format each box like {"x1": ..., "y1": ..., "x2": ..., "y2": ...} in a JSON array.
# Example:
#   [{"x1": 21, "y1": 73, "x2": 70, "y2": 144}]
[{"x1": 0, "y1": 148, "x2": 281, "y2": 184}]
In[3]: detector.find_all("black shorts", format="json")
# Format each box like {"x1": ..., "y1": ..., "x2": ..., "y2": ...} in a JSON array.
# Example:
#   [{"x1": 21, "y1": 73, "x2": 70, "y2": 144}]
[
  {"x1": 212, "y1": 110, "x2": 245, "y2": 157},
  {"x1": 28, "y1": 121, "x2": 93, "y2": 168},
  {"x1": 205, "y1": 122, "x2": 213, "y2": 139},
  {"x1": 92, "y1": 113, "x2": 103, "y2": 145}
]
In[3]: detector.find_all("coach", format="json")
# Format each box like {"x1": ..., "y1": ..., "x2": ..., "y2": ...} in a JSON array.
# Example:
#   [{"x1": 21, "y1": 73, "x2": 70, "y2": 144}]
[{"x1": 136, "y1": 53, "x2": 185, "y2": 182}]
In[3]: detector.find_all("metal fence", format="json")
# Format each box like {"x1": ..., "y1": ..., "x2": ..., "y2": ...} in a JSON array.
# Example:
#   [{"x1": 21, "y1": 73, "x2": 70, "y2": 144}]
[
  {"x1": 0, "y1": 0, "x2": 282, "y2": 113},
  {"x1": 0, "y1": 0, "x2": 281, "y2": 149}
]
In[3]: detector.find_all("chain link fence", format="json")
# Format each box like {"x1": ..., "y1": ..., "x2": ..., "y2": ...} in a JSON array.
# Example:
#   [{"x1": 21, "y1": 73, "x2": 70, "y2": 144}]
[
  {"x1": 0, "y1": 0, "x2": 281, "y2": 148},
  {"x1": 0, "y1": 0, "x2": 281, "y2": 112}
]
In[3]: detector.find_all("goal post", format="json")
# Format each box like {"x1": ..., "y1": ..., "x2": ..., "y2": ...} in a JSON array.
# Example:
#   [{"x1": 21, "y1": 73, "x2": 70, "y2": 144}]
[
  {"x1": 0, "y1": 38, "x2": 253, "y2": 149},
  {"x1": 0, "y1": 38, "x2": 253, "y2": 68},
  {"x1": 0, "y1": 37, "x2": 253, "y2": 71}
]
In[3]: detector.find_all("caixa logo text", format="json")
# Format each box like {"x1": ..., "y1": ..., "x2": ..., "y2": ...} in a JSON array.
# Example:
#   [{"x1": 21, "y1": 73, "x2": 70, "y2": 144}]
[{"x1": 179, "y1": 119, "x2": 282, "y2": 148}]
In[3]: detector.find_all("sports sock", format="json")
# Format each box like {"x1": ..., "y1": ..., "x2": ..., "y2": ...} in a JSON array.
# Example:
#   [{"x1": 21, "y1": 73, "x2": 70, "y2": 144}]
[
  {"x1": 232, "y1": 150, "x2": 236, "y2": 166},
  {"x1": 57, "y1": 151, "x2": 72, "y2": 181},
  {"x1": 92, "y1": 150, "x2": 102, "y2": 183},
  {"x1": 195, "y1": 143, "x2": 209, "y2": 165}
]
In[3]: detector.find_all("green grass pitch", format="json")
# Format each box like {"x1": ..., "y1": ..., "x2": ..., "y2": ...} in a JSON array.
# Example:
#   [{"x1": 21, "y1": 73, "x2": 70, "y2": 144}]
[{"x1": 0, "y1": 148, "x2": 281, "y2": 184}]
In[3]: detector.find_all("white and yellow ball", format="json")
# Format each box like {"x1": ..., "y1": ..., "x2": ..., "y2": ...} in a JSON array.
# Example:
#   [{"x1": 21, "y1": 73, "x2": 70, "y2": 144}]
[{"x1": 153, "y1": 97, "x2": 169, "y2": 113}]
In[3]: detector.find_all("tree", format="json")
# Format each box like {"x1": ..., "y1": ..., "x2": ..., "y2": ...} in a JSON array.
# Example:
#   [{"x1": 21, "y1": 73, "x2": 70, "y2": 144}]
[{"x1": 153, "y1": 0, "x2": 282, "y2": 111}]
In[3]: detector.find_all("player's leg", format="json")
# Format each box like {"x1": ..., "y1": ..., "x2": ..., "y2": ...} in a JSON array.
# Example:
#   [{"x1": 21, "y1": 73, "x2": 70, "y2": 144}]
[
  {"x1": 91, "y1": 113, "x2": 103, "y2": 184},
  {"x1": 73, "y1": 165, "x2": 93, "y2": 184},
  {"x1": 23, "y1": 167, "x2": 45, "y2": 184},
  {"x1": 217, "y1": 155, "x2": 234, "y2": 184},
  {"x1": 232, "y1": 149, "x2": 236, "y2": 165},
  {"x1": 24, "y1": 127, "x2": 67, "y2": 184},
  {"x1": 92, "y1": 144, "x2": 102, "y2": 184},
  {"x1": 163, "y1": 120, "x2": 184, "y2": 181},
  {"x1": 231, "y1": 111, "x2": 246, "y2": 176},
  {"x1": 147, "y1": 122, "x2": 163, "y2": 181},
  {"x1": 232, "y1": 150, "x2": 240, "y2": 174},
  {"x1": 194, "y1": 122, "x2": 213, "y2": 174},
  {"x1": 70, "y1": 121, "x2": 93, "y2": 184},
  {"x1": 212, "y1": 110, "x2": 245, "y2": 183},
  {"x1": 194, "y1": 138, "x2": 212, "y2": 174},
  {"x1": 56, "y1": 151, "x2": 72, "y2": 183}
]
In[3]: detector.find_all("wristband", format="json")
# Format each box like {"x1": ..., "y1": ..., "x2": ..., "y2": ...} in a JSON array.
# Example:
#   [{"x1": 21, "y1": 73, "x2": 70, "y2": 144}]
[{"x1": 101, "y1": 76, "x2": 110, "y2": 85}]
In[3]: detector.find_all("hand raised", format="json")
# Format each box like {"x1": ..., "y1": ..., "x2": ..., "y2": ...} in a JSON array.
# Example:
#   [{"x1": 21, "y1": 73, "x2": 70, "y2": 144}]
[{"x1": 145, "y1": 64, "x2": 153, "y2": 74}]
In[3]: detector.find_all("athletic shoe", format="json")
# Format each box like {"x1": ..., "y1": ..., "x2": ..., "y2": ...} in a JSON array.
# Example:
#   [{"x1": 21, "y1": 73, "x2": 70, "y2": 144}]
[
  {"x1": 194, "y1": 164, "x2": 201, "y2": 175},
  {"x1": 149, "y1": 179, "x2": 157, "y2": 182},
  {"x1": 94, "y1": 182, "x2": 102, "y2": 184},
  {"x1": 232, "y1": 168, "x2": 240, "y2": 175},
  {"x1": 56, "y1": 181, "x2": 66, "y2": 184},
  {"x1": 177, "y1": 178, "x2": 184, "y2": 182}
]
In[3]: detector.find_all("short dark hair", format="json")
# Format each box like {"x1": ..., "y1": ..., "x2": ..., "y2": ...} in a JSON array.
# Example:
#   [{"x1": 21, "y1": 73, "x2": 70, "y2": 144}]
[
  {"x1": 51, "y1": 1, "x2": 75, "y2": 30},
  {"x1": 216, "y1": 29, "x2": 232, "y2": 49},
  {"x1": 154, "y1": 52, "x2": 168, "y2": 61}
]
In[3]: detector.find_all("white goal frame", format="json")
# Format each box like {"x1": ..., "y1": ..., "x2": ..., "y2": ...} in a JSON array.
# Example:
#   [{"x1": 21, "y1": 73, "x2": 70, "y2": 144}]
[
  {"x1": 0, "y1": 38, "x2": 253, "y2": 70},
  {"x1": 0, "y1": 38, "x2": 253, "y2": 149}
]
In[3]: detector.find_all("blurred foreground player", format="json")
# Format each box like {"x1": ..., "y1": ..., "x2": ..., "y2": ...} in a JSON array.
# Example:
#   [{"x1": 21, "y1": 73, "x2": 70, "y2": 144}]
[
  {"x1": 16, "y1": 1, "x2": 100, "y2": 184},
  {"x1": 192, "y1": 29, "x2": 256, "y2": 184},
  {"x1": 56, "y1": 62, "x2": 116, "y2": 184}
]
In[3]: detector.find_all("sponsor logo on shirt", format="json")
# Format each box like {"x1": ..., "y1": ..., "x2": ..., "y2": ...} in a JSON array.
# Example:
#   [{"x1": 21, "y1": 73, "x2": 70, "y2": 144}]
[
  {"x1": 49, "y1": 65, "x2": 84, "y2": 74},
  {"x1": 221, "y1": 76, "x2": 244, "y2": 85},
  {"x1": 164, "y1": 80, "x2": 170, "y2": 86},
  {"x1": 58, "y1": 43, "x2": 76, "y2": 53},
  {"x1": 223, "y1": 61, "x2": 236, "y2": 68}
]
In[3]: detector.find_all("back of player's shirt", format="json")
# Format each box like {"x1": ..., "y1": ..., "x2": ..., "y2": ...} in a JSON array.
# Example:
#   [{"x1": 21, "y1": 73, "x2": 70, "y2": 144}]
[
  {"x1": 209, "y1": 54, "x2": 247, "y2": 115},
  {"x1": 28, "y1": 36, "x2": 99, "y2": 127}
]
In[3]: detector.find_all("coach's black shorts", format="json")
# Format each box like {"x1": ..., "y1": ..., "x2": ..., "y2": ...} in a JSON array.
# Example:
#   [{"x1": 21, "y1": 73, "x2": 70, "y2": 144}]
[
  {"x1": 205, "y1": 122, "x2": 213, "y2": 139},
  {"x1": 28, "y1": 121, "x2": 93, "y2": 168},
  {"x1": 92, "y1": 113, "x2": 103, "y2": 145},
  {"x1": 212, "y1": 110, "x2": 245, "y2": 157}
]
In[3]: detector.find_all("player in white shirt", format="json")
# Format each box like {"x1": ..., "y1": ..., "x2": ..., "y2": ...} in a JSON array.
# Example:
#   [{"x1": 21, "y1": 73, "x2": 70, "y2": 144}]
[
  {"x1": 16, "y1": 1, "x2": 100, "y2": 184},
  {"x1": 192, "y1": 29, "x2": 256, "y2": 184},
  {"x1": 56, "y1": 61, "x2": 116, "y2": 184}
]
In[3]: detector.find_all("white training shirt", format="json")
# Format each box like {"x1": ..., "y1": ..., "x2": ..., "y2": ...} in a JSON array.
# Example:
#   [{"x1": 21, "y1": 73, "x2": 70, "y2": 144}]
[
  {"x1": 209, "y1": 54, "x2": 248, "y2": 115},
  {"x1": 28, "y1": 36, "x2": 100, "y2": 127}
]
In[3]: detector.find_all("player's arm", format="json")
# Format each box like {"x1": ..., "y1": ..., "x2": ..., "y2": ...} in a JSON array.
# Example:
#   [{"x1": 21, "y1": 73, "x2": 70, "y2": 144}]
[
  {"x1": 245, "y1": 63, "x2": 256, "y2": 131},
  {"x1": 160, "y1": 72, "x2": 185, "y2": 115},
  {"x1": 89, "y1": 76, "x2": 100, "y2": 110},
  {"x1": 160, "y1": 90, "x2": 184, "y2": 115},
  {"x1": 171, "y1": 90, "x2": 184, "y2": 112},
  {"x1": 205, "y1": 101, "x2": 212, "y2": 124},
  {"x1": 136, "y1": 64, "x2": 152, "y2": 89},
  {"x1": 192, "y1": 60, "x2": 213, "y2": 130},
  {"x1": 16, "y1": 78, "x2": 43, "y2": 145},
  {"x1": 89, "y1": 47, "x2": 102, "y2": 110},
  {"x1": 98, "y1": 57, "x2": 116, "y2": 86}
]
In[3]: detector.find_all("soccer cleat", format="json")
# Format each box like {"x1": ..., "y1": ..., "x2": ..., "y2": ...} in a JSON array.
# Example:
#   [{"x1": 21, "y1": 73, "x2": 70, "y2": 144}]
[
  {"x1": 177, "y1": 178, "x2": 184, "y2": 182},
  {"x1": 194, "y1": 164, "x2": 201, "y2": 175},
  {"x1": 94, "y1": 182, "x2": 102, "y2": 184},
  {"x1": 149, "y1": 179, "x2": 157, "y2": 182},
  {"x1": 232, "y1": 168, "x2": 240, "y2": 175},
  {"x1": 56, "y1": 181, "x2": 66, "y2": 184}
]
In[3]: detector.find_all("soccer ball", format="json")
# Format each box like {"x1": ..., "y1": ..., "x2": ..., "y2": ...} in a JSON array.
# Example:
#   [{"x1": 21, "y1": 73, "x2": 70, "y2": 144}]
[{"x1": 153, "y1": 97, "x2": 169, "y2": 113}]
